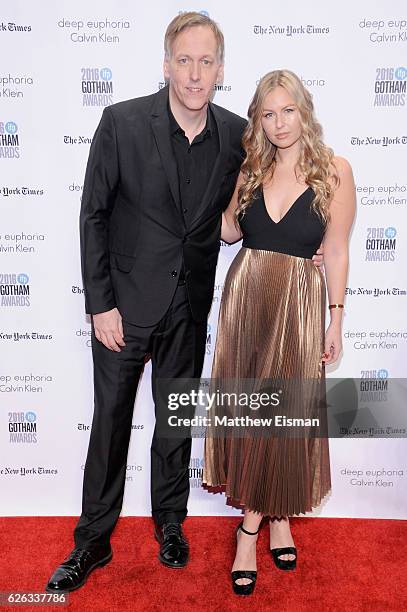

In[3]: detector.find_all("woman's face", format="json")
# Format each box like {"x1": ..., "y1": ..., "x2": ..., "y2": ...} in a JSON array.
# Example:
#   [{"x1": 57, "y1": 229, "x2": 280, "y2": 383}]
[{"x1": 260, "y1": 85, "x2": 302, "y2": 150}]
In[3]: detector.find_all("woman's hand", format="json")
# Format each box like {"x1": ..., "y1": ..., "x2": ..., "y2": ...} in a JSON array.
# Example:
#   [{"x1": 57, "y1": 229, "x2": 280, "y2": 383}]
[
  {"x1": 312, "y1": 244, "x2": 324, "y2": 269},
  {"x1": 322, "y1": 322, "x2": 342, "y2": 365}
]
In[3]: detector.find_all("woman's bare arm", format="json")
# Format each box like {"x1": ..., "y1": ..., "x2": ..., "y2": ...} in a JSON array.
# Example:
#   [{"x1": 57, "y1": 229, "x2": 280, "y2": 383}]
[
  {"x1": 221, "y1": 171, "x2": 244, "y2": 244},
  {"x1": 322, "y1": 156, "x2": 356, "y2": 363}
]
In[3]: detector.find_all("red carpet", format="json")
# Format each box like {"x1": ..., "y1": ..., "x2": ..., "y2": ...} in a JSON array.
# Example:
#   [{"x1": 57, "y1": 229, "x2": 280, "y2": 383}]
[{"x1": 0, "y1": 516, "x2": 405, "y2": 611}]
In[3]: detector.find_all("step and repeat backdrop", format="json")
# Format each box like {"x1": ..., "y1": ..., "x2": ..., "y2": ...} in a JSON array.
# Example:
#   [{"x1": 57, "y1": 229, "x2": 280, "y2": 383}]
[{"x1": 1, "y1": 0, "x2": 406, "y2": 519}]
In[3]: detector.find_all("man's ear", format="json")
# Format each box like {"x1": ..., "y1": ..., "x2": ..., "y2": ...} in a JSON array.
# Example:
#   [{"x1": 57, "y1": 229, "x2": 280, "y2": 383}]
[
  {"x1": 163, "y1": 56, "x2": 170, "y2": 81},
  {"x1": 216, "y1": 63, "x2": 224, "y2": 85}
]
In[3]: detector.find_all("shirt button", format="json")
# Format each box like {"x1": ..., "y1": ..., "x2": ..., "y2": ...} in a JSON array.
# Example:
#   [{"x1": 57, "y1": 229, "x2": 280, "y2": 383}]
[
  {"x1": 187, "y1": 148, "x2": 192, "y2": 154},
  {"x1": 171, "y1": 270, "x2": 178, "y2": 277},
  {"x1": 186, "y1": 178, "x2": 191, "y2": 184},
  {"x1": 183, "y1": 208, "x2": 188, "y2": 213}
]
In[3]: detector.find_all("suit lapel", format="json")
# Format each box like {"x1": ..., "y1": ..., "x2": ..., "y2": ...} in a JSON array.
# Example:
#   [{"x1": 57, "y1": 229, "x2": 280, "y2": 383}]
[
  {"x1": 189, "y1": 102, "x2": 230, "y2": 227},
  {"x1": 150, "y1": 87, "x2": 181, "y2": 212}
]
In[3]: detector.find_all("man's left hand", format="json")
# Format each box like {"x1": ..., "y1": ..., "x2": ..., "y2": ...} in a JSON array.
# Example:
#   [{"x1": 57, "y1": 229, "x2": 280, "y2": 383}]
[{"x1": 312, "y1": 243, "x2": 324, "y2": 268}]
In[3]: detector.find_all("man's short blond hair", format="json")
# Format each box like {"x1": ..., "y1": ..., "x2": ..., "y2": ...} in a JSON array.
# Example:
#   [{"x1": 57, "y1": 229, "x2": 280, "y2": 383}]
[{"x1": 164, "y1": 12, "x2": 225, "y2": 63}]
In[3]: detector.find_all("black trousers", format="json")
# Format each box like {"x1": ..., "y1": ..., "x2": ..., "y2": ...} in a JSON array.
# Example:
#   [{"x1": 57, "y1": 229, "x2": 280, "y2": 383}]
[{"x1": 74, "y1": 284, "x2": 207, "y2": 550}]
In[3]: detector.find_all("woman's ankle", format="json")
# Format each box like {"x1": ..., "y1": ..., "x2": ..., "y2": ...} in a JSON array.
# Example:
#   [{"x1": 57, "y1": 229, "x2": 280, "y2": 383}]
[
  {"x1": 242, "y1": 511, "x2": 263, "y2": 534},
  {"x1": 270, "y1": 515, "x2": 288, "y2": 523}
]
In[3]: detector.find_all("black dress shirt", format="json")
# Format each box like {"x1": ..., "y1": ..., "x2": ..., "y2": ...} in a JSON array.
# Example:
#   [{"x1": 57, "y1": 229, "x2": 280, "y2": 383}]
[
  {"x1": 168, "y1": 103, "x2": 220, "y2": 283},
  {"x1": 168, "y1": 103, "x2": 219, "y2": 226}
]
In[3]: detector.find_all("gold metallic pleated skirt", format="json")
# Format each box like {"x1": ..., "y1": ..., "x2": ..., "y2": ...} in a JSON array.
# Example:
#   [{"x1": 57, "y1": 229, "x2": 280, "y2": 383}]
[{"x1": 203, "y1": 247, "x2": 331, "y2": 516}]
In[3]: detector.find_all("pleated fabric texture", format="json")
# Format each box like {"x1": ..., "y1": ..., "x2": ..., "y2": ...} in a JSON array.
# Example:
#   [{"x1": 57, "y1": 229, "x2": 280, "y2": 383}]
[{"x1": 203, "y1": 247, "x2": 331, "y2": 516}]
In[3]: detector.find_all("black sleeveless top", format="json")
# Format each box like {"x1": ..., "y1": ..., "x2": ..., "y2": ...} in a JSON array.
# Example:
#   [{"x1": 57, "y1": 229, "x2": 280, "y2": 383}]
[{"x1": 239, "y1": 186, "x2": 325, "y2": 260}]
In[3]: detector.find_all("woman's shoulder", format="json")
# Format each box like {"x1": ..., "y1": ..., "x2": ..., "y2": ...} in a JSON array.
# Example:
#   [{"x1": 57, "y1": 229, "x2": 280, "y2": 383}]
[
  {"x1": 328, "y1": 155, "x2": 356, "y2": 209},
  {"x1": 330, "y1": 155, "x2": 353, "y2": 179}
]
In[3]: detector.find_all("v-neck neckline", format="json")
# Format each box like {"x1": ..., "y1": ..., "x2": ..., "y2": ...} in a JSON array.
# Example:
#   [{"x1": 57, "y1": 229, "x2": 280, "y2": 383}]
[{"x1": 261, "y1": 186, "x2": 311, "y2": 225}]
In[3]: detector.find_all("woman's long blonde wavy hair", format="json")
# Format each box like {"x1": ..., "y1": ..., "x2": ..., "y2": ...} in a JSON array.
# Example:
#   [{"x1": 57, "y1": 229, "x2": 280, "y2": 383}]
[{"x1": 237, "y1": 70, "x2": 339, "y2": 223}]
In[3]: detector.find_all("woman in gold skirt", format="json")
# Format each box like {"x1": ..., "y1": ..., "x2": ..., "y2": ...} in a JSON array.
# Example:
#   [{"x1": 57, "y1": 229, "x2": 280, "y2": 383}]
[{"x1": 202, "y1": 70, "x2": 356, "y2": 595}]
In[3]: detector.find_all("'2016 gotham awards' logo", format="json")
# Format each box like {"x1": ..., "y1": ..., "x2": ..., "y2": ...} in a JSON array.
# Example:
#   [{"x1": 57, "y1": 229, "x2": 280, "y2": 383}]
[
  {"x1": 0, "y1": 121, "x2": 19, "y2": 158},
  {"x1": 0, "y1": 273, "x2": 30, "y2": 307},
  {"x1": 374, "y1": 67, "x2": 406, "y2": 106},
  {"x1": 360, "y1": 369, "x2": 388, "y2": 401},
  {"x1": 361, "y1": 368, "x2": 389, "y2": 380},
  {"x1": 189, "y1": 456, "x2": 204, "y2": 488},
  {"x1": 365, "y1": 227, "x2": 397, "y2": 261},
  {"x1": 8, "y1": 411, "x2": 37, "y2": 443},
  {"x1": 81, "y1": 67, "x2": 113, "y2": 107}
]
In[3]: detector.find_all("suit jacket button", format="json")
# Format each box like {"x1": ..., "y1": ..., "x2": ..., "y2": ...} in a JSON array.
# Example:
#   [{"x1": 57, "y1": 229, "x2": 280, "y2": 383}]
[{"x1": 171, "y1": 270, "x2": 178, "y2": 277}]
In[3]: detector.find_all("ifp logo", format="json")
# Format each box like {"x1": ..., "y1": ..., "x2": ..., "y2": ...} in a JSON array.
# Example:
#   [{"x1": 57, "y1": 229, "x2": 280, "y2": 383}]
[
  {"x1": 5, "y1": 121, "x2": 17, "y2": 134},
  {"x1": 100, "y1": 67, "x2": 112, "y2": 81},
  {"x1": 17, "y1": 273, "x2": 29, "y2": 284},
  {"x1": 384, "y1": 227, "x2": 397, "y2": 239},
  {"x1": 0, "y1": 121, "x2": 18, "y2": 134},
  {"x1": 395, "y1": 67, "x2": 407, "y2": 80}
]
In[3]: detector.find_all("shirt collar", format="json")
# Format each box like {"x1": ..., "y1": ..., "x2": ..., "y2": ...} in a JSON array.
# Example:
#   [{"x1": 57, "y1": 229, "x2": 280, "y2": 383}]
[{"x1": 168, "y1": 101, "x2": 212, "y2": 139}]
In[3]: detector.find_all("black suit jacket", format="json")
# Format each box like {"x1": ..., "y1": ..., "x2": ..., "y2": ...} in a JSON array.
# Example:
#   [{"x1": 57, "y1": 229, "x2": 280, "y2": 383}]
[{"x1": 79, "y1": 86, "x2": 247, "y2": 326}]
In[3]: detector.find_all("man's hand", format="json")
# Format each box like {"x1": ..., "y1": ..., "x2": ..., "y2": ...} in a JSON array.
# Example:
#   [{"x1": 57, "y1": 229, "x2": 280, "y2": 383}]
[
  {"x1": 93, "y1": 307, "x2": 125, "y2": 352},
  {"x1": 312, "y1": 243, "x2": 324, "y2": 269}
]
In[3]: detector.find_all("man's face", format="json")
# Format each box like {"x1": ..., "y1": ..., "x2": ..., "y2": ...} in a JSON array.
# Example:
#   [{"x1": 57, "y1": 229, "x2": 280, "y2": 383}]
[{"x1": 164, "y1": 25, "x2": 224, "y2": 112}]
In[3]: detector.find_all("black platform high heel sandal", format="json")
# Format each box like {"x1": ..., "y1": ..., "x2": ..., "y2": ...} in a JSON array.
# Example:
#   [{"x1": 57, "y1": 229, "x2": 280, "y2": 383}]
[
  {"x1": 231, "y1": 521, "x2": 260, "y2": 596},
  {"x1": 269, "y1": 517, "x2": 297, "y2": 571}
]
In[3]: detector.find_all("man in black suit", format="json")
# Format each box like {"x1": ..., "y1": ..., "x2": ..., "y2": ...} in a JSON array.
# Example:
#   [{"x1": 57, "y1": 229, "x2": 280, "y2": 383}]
[{"x1": 46, "y1": 12, "x2": 247, "y2": 592}]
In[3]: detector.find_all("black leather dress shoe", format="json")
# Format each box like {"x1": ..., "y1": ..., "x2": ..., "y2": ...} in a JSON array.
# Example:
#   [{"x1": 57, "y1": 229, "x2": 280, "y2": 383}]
[
  {"x1": 45, "y1": 546, "x2": 112, "y2": 593},
  {"x1": 155, "y1": 523, "x2": 189, "y2": 568}
]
